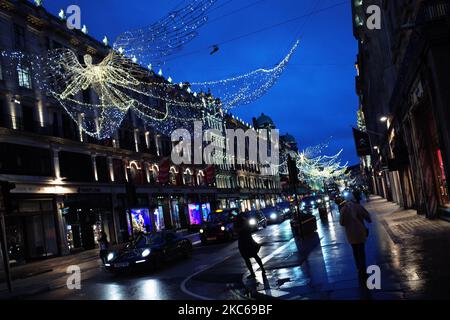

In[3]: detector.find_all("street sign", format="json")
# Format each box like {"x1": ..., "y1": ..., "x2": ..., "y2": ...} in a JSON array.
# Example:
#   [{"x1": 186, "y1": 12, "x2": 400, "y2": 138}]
[{"x1": 352, "y1": 128, "x2": 372, "y2": 156}]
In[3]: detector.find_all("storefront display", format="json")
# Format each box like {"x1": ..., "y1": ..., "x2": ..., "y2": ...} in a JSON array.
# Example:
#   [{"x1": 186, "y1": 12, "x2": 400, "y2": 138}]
[
  {"x1": 127, "y1": 208, "x2": 152, "y2": 235},
  {"x1": 63, "y1": 195, "x2": 114, "y2": 251},
  {"x1": 153, "y1": 206, "x2": 165, "y2": 231},
  {"x1": 5, "y1": 198, "x2": 58, "y2": 264},
  {"x1": 188, "y1": 204, "x2": 202, "y2": 225},
  {"x1": 201, "y1": 203, "x2": 211, "y2": 222},
  {"x1": 170, "y1": 199, "x2": 182, "y2": 229}
]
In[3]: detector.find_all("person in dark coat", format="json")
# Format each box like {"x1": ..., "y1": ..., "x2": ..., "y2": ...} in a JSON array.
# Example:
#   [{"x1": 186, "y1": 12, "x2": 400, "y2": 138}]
[
  {"x1": 235, "y1": 214, "x2": 265, "y2": 279},
  {"x1": 339, "y1": 193, "x2": 372, "y2": 282},
  {"x1": 98, "y1": 231, "x2": 109, "y2": 264}
]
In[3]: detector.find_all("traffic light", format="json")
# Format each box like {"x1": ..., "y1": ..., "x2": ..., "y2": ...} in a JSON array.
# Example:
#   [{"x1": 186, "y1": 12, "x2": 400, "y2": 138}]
[{"x1": 0, "y1": 181, "x2": 16, "y2": 212}]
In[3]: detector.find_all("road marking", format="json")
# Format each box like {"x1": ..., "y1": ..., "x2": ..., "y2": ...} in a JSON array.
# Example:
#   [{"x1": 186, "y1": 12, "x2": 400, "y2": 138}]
[
  {"x1": 241, "y1": 237, "x2": 296, "y2": 298},
  {"x1": 260, "y1": 237, "x2": 295, "y2": 265},
  {"x1": 180, "y1": 255, "x2": 233, "y2": 300},
  {"x1": 181, "y1": 226, "x2": 295, "y2": 300}
]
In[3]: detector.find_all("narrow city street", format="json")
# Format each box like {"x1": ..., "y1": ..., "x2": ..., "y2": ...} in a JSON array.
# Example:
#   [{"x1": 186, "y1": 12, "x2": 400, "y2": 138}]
[
  {"x1": 0, "y1": 0, "x2": 449, "y2": 308},
  {"x1": 2, "y1": 196, "x2": 450, "y2": 300}
]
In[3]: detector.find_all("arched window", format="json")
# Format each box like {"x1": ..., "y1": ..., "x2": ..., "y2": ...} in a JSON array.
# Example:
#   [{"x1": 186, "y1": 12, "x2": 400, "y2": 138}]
[
  {"x1": 149, "y1": 164, "x2": 158, "y2": 184},
  {"x1": 197, "y1": 170, "x2": 205, "y2": 186},
  {"x1": 183, "y1": 168, "x2": 193, "y2": 186},
  {"x1": 169, "y1": 166, "x2": 178, "y2": 185}
]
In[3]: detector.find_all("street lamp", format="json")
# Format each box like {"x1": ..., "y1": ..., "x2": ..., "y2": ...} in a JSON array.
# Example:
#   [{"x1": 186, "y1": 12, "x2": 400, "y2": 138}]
[{"x1": 380, "y1": 116, "x2": 388, "y2": 122}]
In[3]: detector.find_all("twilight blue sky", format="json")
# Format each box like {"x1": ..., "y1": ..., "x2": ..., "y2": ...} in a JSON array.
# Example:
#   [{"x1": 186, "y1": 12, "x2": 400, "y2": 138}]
[{"x1": 43, "y1": 0, "x2": 359, "y2": 164}]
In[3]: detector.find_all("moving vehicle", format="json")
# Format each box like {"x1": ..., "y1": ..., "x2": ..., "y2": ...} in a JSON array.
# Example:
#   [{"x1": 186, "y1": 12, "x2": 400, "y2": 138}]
[
  {"x1": 104, "y1": 231, "x2": 192, "y2": 272},
  {"x1": 263, "y1": 206, "x2": 286, "y2": 224},
  {"x1": 276, "y1": 201, "x2": 294, "y2": 219},
  {"x1": 300, "y1": 196, "x2": 321, "y2": 213},
  {"x1": 199, "y1": 208, "x2": 240, "y2": 245},
  {"x1": 245, "y1": 210, "x2": 267, "y2": 231}
]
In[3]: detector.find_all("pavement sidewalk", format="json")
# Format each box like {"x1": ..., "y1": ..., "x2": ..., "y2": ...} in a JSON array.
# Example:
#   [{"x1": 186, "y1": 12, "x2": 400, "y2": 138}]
[
  {"x1": 0, "y1": 230, "x2": 199, "y2": 299},
  {"x1": 243, "y1": 196, "x2": 450, "y2": 300}
]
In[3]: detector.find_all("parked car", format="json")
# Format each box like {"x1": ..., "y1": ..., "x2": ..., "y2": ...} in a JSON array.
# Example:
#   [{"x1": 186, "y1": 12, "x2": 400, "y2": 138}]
[
  {"x1": 104, "y1": 231, "x2": 192, "y2": 272},
  {"x1": 199, "y1": 208, "x2": 240, "y2": 245},
  {"x1": 245, "y1": 210, "x2": 267, "y2": 231},
  {"x1": 263, "y1": 206, "x2": 286, "y2": 224}
]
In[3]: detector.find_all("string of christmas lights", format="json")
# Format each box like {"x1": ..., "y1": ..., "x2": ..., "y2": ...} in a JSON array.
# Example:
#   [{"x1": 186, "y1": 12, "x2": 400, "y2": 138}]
[
  {"x1": 278, "y1": 143, "x2": 349, "y2": 190},
  {"x1": 113, "y1": 0, "x2": 218, "y2": 67},
  {"x1": 0, "y1": 37, "x2": 298, "y2": 138}
]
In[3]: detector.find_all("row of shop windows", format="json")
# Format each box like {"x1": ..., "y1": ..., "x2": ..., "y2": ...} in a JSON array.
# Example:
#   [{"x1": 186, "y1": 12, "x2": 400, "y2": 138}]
[
  {"x1": 4, "y1": 194, "x2": 216, "y2": 265},
  {"x1": 4, "y1": 193, "x2": 280, "y2": 265}
]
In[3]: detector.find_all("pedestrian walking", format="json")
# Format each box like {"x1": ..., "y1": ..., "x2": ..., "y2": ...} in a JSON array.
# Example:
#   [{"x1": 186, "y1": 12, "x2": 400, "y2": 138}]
[
  {"x1": 339, "y1": 194, "x2": 372, "y2": 282},
  {"x1": 98, "y1": 231, "x2": 109, "y2": 264},
  {"x1": 352, "y1": 188, "x2": 362, "y2": 203},
  {"x1": 235, "y1": 214, "x2": 266, "y2": 279}
]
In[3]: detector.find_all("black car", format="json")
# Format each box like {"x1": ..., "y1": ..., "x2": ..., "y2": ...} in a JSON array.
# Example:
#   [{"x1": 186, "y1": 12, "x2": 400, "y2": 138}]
[
  {"x1": 199, "y1": 208, "x2": 240, "y2": 245},
  {"x1": 262, "y1": 206, "x2": 286, "y2": 224},
  {"x1": 104, "y1": 231, "x2": 192, "y2": 272},
  {"x1": 276, "y1": 202, "x2": 294, "y2": 219},
  {"x1": 245, "y1": 210, "x2": 267, "y2": 231},
  {"x1": 299, "y1": 196, "x2": 321, "y2": 213}
]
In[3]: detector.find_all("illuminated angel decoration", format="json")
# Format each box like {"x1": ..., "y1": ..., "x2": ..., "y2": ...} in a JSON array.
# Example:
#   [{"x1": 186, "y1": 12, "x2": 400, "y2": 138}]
[
  {"x1": 0, "y1": 0, "x2": 300, "y2": 139},
  {"x1": 47, "y1": 49, "x2": 186, "y2": 138},
  {"x1": 50, "y1": 50, "x2": 140, "y2": 109}
]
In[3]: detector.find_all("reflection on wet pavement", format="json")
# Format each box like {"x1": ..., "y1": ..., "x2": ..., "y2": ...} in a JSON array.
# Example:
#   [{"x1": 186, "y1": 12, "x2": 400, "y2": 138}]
[{"x1": 245, "y1": 197, "x2": 450, "y2": 300}]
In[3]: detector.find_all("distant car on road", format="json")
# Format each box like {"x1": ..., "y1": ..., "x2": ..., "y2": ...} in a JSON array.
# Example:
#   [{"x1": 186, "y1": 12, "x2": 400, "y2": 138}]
[
  {"x1": 276, "y1": 202, "x2": 294, "y2": 219},
  {"x1": 300, "y1": 196, "x2": 321, "y2": 213},
  {"x1": 245, "y1": 210, "x2": 267, "y2": 231},
  {"x1": 104, "y1": 231, "x2": 192, "y2": 272},
  {"x1": 199, "y1": 208, "x2": 240, "y2": 245},
  {"x1": 262, "y1": 206, "x2": 286, "y2": 224}
]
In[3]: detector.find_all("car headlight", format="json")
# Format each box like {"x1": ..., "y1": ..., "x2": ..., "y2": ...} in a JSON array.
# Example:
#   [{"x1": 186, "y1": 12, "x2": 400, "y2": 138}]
[
  {"x1": 324, "y1": 196, "x2": 330, "y2": 201},
  {"x1": 107, "y1": 253, "x2": 115, "y2": 262},
  {"x1": 311, "y1": 201, "x2": 315, "y2": 205},
  {"x1": 270, "y1": 213, "x2": 277, "y2": 220},
  {"x1": 199, "y1": 229, "x2": 204, "y2": 234},
  {"x1": 220, "y1": 226, "x2": 226, "y2": 231},
  {"x1": 249, "y1": 218, "x2": 257, "y2": 226},
  {"x1": 141, "y1": 248, "x2": 151, "y2": 258},
  {"x1": 317, "y1": 199, "x2": 322, "y2": 203}
]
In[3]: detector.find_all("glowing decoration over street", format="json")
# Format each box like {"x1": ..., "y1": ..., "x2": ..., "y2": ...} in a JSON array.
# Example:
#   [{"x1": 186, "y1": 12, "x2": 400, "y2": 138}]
[
  {"x1": 190, "y1": 40, "x2": 300, "y2": 110},
  {"x1": 113, "y1": 0, "x2": 218, "y2": 67},
  {"x1": 0, "y1": 0, "x2": 300, "y2": 140},
  {"x1": 280, "y1": 142, "x2": 349, "y2": 190}
]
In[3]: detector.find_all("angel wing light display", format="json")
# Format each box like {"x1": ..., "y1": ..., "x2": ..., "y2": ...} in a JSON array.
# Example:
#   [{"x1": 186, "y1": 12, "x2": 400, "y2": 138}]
[{"x1": 1, "y1": 1, "x2": 300, "y2": 140}]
